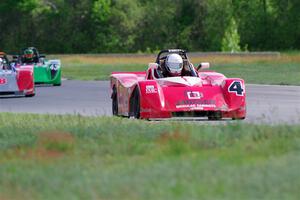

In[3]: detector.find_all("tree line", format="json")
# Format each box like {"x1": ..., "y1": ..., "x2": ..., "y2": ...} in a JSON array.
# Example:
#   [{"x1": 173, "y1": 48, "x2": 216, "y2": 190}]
[{"x1": 0, "y1": 0, "x2": 299, "y2": 53}]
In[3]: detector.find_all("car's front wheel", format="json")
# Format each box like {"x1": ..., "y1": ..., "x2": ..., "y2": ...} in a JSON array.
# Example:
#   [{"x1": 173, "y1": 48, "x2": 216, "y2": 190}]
[
  {"x1": 129, "y1": 88, "x2": 140, "y2": 119},
  {"x1": 112, "y1": 87, "x2": 118, "y2": 116},
  {"x1": 232, "y1": 117, "x2": 245, "y2": 120},
  {"x1": 25, "y1": 88, "x2": 36, "y2": 97},
  {"x1": 25, "y1": 93, "x2": 35, "y2": 97}
]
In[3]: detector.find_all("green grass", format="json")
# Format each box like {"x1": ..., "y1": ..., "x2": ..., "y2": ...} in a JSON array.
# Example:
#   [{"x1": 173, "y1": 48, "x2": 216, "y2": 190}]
[
  {"x1": 61, "y1": 54, "x2": 300, "y2": 85},
  {"x1": 1, "y1": 113, "x2": 300, "y2": 199},
  {"x1": 212, "y1": 62, "x2": 300, "y2": 85}
]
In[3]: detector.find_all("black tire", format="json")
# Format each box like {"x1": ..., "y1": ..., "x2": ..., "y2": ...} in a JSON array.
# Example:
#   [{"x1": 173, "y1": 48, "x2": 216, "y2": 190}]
[
  {"x1": 25, "y1": 87, "x2": 36, "y2": 97},
  {"x1": 208, "y1": 112, "x2": 222, "y2": 120},
  {"x1": 232, "y1": 117, "x2": 246, "y2": 120},
  {"x1": 112, "y1": 87, "x2": 118, "y2": 116},
  {"x1": 25, "y1": 93, "x2": 35, "y2": 97},
  {"x1": 130, "y1": 88, "x2": 140, "y2": 119},
  {"x1": 208, "y1": 116, "x2": 222, "y2": 120},
  {"x1": 53, "y1": 83, "x2": 61, "y2": 86}
]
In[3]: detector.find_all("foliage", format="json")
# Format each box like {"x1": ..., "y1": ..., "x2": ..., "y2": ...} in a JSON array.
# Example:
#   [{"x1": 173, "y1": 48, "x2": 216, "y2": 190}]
[
  {"x1": 221, "y1": 18, "x2": 241, "y2": 52},
  {"x1": 0, "y1": 0, "x2": 299, "y2": 53}
]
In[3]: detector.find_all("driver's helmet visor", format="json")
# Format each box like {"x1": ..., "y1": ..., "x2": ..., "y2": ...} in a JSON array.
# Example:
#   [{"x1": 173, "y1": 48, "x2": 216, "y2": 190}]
[
  {"x1": 24, "y1": 49, "x2": 34, "y2": 59},
  {"x1": 168, "y1": 62, "x2": 183, "y2": 71},
  {"x1": 25, "y1": 53, "x2": 33, "y2": 59}
]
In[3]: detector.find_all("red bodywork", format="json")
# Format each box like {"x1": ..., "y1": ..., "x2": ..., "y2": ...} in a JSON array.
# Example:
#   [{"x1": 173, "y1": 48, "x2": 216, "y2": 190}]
[
  {"x1": 15, "y1": 64, "x2": 35, "y2": 96},
  {"x1": 110, "y1": 52, "x2": 246, "y2": 120}
]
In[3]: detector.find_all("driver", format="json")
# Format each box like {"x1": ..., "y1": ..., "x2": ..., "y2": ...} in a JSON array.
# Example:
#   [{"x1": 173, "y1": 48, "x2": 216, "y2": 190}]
[
  {"x1": 23, "y1": 48, "x2": 35, "y2": 64},
  {"x1": 163, "y1": 53, "x2": 183, "y2": 77}
]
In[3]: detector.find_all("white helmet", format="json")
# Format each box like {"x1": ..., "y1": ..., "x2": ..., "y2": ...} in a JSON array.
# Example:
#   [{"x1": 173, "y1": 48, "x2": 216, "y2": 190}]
[{"x1": 165, "y1": 53, "x2": 183, "y2": 76}]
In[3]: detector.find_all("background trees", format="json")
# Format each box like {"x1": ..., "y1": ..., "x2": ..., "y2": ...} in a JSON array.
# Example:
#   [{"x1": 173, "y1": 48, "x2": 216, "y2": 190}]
[{"x1": 0, "y1": 0, "x2": 299, "y2": 53}]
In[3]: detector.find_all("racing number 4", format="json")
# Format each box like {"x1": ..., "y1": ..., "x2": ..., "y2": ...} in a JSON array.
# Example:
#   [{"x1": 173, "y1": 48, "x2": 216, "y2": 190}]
[{"x1": 228, "y1": 81, "x2": 244, "y2": 96}]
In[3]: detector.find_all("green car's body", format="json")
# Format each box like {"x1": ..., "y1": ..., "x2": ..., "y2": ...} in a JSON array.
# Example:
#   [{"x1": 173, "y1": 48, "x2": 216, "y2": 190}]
[{"x1": 34, "y1": 59, "x2": 61, "y2": 86}]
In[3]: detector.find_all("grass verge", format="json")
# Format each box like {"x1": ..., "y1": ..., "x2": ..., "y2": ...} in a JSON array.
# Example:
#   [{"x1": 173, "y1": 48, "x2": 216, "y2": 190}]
[
  {"x1": 60, "y1": 53, "x2": 300, "y2": 85},
  {"x1": 0, "y1": 113, "x2": 300, "y2": 199}
]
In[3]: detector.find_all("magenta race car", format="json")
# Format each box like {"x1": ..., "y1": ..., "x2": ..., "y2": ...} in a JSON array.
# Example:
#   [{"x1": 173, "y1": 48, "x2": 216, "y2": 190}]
[{"x1": 110, "y1": 49, "x2": 246, "y2": 120}]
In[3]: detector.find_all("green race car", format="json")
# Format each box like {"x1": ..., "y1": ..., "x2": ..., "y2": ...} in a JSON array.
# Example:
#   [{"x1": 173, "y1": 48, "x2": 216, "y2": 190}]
[{"x1": 17, "y1": 47, "x2": 62, "y2": 86}]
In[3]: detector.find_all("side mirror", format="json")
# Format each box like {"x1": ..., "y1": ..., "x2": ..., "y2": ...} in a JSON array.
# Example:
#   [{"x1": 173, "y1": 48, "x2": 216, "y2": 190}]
[
  {"x1": 12, "y1": 55, "x2": 19, "y2": 59},
  {"x1": 197, "y1": 62, "x2": 210, "y2": 71},
  {"x1": 148, "y1": 62, "x2": 159, "y2": 69}
]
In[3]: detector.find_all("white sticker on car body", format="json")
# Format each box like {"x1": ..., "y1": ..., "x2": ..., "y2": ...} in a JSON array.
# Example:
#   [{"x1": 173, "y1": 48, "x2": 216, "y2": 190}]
[
  {"x1": 187, "y1": 91, "x2": 203, "y2": 99},
  {"x1": 146, "y1": 85, "x2": 157, "y2": 94}
]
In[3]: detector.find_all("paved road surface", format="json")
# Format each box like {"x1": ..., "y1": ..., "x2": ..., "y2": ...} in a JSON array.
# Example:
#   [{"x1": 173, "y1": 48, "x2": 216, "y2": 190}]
[{"x1": 0, "y1": 80, "x2": 299, "y2": 124}]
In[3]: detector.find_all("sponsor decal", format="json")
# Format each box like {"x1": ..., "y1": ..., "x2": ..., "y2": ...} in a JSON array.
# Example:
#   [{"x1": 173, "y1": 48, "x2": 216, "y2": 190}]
[
  {"x1": 186, "y1": 91, "x2": 203, "y2": 99},
  {"x1": 176, "y1": 99, "x2": 216, "y2": 109},
  {"x1": 0, "y1": 78, "x2": 7, "y2": 85},
  {"x1": 146, "y1": 85, "x2": 157, "y2": 94}
]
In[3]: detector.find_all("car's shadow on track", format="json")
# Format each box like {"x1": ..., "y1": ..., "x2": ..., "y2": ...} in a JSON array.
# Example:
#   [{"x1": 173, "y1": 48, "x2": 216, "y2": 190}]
[
  {"x1": 146, "y1": 118, "x2": 235, "y2": 122},
  {"x1": 35, "y1": 84, "x2": 54, "y2": 87},
  {"x1": 0, "y1": 96, "x2": 25, "y2": 99}
]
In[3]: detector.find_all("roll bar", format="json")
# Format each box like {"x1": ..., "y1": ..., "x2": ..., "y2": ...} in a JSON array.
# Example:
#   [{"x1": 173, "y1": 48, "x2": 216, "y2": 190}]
[{"x1": 155, "y1": 49, "x2": 188, "y2": 63}]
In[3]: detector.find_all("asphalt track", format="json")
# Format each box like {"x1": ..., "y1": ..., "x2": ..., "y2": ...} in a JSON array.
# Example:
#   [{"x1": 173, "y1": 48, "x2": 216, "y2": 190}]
[{"x1": 0, "y1": 80, "x2": 299, "y2": 124}]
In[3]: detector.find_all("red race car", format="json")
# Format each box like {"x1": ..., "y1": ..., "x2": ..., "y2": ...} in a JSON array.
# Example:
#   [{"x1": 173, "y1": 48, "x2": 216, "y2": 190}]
[
  {"x1": 0, "y1": 52, "x2": 35, "y2": 97},
  {"x1": 110, "y1": 49, "x2": 246, "y2": 120}
]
